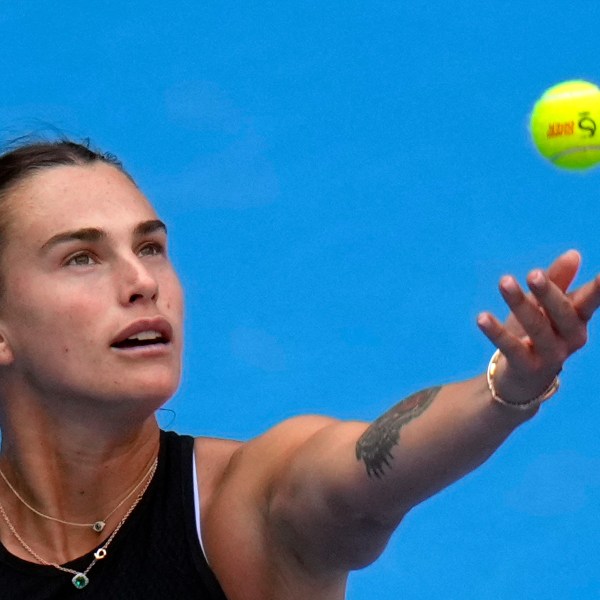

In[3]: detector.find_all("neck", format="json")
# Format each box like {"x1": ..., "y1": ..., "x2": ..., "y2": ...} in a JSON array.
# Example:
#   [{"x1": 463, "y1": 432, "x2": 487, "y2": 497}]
[{"x1": 0, "y1": 389, "x2": 161, "y2": 564}]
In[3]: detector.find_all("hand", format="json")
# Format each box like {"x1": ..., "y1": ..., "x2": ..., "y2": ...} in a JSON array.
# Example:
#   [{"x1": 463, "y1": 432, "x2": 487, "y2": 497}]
[{"x1": 476, "y1": 250, "x2": 600, "y2": 404}]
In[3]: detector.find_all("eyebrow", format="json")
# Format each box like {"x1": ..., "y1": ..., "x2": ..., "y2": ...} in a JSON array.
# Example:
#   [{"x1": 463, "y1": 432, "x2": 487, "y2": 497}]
[
  {"x1": 41, "y1": 219, "x2": 167, "y2": 252},
  {"x1": 134, "y1": 219, "x2": 167, "y2": 237}
]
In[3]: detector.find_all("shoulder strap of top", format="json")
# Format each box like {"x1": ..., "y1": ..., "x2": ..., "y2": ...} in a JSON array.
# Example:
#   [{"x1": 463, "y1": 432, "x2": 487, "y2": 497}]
[{"x1": 162, "y1": 430, "x2": 229, "y2": 599}]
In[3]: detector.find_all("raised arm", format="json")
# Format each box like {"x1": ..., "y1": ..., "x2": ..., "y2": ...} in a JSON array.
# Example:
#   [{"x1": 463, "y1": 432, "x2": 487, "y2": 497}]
[{"x1": 266, "y1": 250, "x2": 600, "y2": 578}]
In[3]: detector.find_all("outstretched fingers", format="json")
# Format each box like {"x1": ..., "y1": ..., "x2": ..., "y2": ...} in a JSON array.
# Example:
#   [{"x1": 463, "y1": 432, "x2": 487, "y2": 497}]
[
  {"x1": 525, "y1": 270, "x2": 587, "y2": 355},
  {"x1": 571, "y1": 273, "x2": 600, "y2": 322},
  {"x1": 476, "y1": 310, "x2": 534, "y2": 368},
  {"x1": 499, "y1": 273, "x2": 564, "y2": 365},
  {"x1": 478, "y1": 254, "x2": 600, "y2": 403},
  {"x1": 479, "y1": 260, "x2": 600, "y2": 378},
  {"x1": 545, "y1": 249, "x2": 581, "y2": 292}
]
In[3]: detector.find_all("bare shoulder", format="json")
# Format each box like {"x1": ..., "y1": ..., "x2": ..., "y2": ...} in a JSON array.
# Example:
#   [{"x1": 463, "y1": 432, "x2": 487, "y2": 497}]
[
  {"x1": 191, "y1": 416, "x2": 348, "y2": 600},
  {"x1": 194, "y1": 436, "x2": 243, "y2": 486},
  {"x1": 244, "y1": 415, "x2": 340, "y2": 453},
  {"x1": 193, "y1": 415, "x2": 338, "y2": 499}
]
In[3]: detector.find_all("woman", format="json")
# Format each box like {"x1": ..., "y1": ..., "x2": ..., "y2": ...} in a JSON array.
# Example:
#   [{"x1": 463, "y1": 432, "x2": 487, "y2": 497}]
[{"x1": 0, "y1": 139, "x2": 597, "y2": 599}]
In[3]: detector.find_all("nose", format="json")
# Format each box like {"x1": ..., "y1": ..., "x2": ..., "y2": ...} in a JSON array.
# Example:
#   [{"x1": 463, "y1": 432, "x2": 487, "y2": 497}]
[{"x1": 118, "y1": 255, "x2": 159, "y2": 305}]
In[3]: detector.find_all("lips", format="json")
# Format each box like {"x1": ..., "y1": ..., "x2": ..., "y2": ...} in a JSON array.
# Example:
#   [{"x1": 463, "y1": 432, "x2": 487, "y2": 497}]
[{"x1": 111, "y1": 318, "x2": 173, "y2": 349}]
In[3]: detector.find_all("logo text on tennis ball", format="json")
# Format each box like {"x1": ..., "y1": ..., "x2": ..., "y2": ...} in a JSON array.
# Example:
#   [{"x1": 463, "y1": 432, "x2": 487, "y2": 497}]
[
  {"x1": 546, "y1": 113, "x2": 597, "y2": 139},
  {"x1": 547, "y1": 121, "x2": 574, "y2": 137}
]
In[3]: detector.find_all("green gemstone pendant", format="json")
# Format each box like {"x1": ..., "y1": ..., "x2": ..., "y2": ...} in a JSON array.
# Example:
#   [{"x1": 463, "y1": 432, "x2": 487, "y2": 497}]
[{"x1": 72, "y1": 573, "x2": 89, "y2": 589}]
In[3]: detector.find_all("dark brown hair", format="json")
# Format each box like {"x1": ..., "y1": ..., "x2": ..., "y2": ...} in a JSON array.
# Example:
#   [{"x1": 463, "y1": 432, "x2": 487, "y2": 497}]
[{"x1": 0, "y1": 138, "x2": 127, "y2": 196}]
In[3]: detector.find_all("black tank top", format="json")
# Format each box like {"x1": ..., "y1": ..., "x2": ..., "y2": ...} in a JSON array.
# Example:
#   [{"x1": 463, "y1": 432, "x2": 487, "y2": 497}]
[{"x1": 0, "y1": 430, "x2": 229, "y2": 599}]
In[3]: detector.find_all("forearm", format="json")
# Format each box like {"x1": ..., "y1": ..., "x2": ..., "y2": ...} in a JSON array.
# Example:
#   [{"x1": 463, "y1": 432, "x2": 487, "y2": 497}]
[{"x1": 354, "y1": 375, "x2": 537, "y2": 518}]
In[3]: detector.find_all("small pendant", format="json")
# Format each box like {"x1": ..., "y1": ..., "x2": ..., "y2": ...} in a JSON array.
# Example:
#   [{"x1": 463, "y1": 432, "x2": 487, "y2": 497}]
[
  {"x1": 72, "y1": 573, "x2": 89, "y2": 589},
  {"x1": 92, "y1": 521, "x2": 105, "y2": 533},
  {"x1": 94, "y1": 548, "x2": 107, "y2": 560}
]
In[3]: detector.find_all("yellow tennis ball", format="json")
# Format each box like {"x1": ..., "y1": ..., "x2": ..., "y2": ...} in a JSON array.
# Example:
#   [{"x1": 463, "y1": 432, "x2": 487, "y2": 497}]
[{"x1": 530, "y1": 80, "x2": 600, "y2": 170}]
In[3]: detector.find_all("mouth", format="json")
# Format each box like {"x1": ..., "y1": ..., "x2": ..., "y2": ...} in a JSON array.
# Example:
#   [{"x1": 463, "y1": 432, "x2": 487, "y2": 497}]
[
  {"x1": 111, "y1": 319, "x2": 173, "y2": 350},
  {"x1": 111, "y1": 330, "x2": 169, "y2": 349}
]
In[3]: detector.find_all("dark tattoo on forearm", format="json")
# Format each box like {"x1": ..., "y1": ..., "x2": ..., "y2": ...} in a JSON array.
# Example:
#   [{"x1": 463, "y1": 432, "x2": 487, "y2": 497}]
[{"x1": 356, "y1": 386, "x2": 441, "y2": 478}]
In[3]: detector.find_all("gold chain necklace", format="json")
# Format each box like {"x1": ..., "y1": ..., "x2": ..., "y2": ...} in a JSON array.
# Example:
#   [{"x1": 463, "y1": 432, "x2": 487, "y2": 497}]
[
  {"x1": 0, "y1": 457, "x2": 157, "y2": 590},
  {"x1": 0, "y1": 457, "x2": 157, "y2": 533}
]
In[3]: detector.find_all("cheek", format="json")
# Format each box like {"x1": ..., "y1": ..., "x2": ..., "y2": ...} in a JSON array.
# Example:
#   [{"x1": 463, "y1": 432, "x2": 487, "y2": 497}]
[
  {"x1": 4, "y1": 282, "x2": 101, "y2": 352},
  {"x1": 161, "y1": 270, "x2": 184, "y2": 314}
]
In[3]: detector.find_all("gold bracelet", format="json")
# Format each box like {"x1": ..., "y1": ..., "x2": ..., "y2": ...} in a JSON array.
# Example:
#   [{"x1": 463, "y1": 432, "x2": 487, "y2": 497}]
[{"x1": 486, "y1": 349, "x2": 560, "y2": 410}]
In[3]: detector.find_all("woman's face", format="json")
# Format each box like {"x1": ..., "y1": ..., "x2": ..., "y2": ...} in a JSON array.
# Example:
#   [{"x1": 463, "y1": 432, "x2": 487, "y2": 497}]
[{"x1": 0, "y1": 162, "x2": 184, "y2": 414}]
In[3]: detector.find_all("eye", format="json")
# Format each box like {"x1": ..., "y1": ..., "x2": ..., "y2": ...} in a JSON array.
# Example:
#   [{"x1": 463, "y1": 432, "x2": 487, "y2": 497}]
[
  {"x1": 65, "y1": 252, "x2": 97, "y2": 267},
  {"x1": 138, "y1": 242, "x2": 165, "y2": 257}
]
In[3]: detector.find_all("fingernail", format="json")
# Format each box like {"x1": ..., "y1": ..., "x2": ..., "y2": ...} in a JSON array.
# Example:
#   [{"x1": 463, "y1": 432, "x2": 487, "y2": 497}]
[
  {"x1": 477, "y1": 313, "x2": 490, "y2": 328},
  {"x1": 531, "y1": 270, "x2": 545, "y2": 286},
  {"x1": 500, "y1": 276, "x2": 518, "y2": 294}
]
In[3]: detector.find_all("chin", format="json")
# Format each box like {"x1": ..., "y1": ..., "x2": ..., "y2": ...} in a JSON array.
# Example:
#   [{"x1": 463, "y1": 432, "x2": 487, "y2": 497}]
[{"x1": 111, "y1": 372, "x2": 181, "y2": 410}]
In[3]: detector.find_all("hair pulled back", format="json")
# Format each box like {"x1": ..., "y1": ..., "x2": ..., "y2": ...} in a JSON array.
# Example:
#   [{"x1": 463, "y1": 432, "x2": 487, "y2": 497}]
[{"x1": 0, "y1": 138, "x2": 126, "y2": 197}]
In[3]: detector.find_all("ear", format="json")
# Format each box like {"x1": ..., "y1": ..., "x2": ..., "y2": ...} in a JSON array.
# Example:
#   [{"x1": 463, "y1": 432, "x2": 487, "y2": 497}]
[{"x1": 0, "y1": 327, "x2": 15, "y2": 366}]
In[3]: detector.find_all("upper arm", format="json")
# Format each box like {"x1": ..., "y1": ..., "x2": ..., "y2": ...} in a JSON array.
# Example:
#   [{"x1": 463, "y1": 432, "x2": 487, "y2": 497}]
[{"x1": 266, "y1": 417, "x2": 399, "y2": 575}]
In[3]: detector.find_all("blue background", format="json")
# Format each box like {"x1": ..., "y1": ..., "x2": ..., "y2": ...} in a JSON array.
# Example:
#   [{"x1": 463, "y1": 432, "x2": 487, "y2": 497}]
[{"x1": 2, "y1": 2, "x2": 599, "y2": 597}]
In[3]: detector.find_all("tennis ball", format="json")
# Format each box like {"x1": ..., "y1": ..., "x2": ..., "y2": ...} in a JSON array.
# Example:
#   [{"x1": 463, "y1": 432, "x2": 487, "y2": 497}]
[{"x1": 530, "y1": 80, "x2": 600, "y2": 170}]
